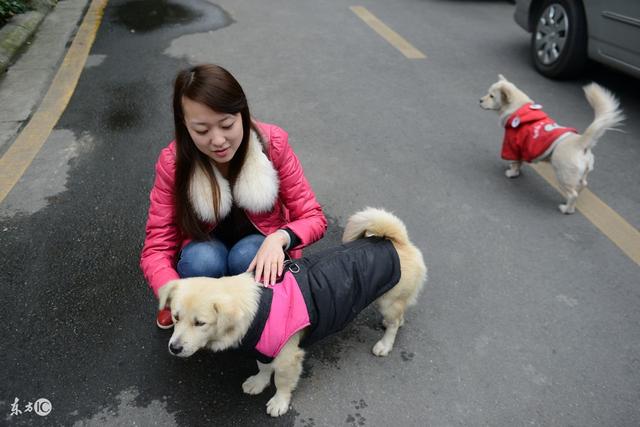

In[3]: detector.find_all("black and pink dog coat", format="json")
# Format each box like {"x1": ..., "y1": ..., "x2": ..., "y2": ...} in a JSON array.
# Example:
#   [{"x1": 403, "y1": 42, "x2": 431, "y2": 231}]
[{"x1": 237, "y1": 237, "x2": 401, "y2": 363}]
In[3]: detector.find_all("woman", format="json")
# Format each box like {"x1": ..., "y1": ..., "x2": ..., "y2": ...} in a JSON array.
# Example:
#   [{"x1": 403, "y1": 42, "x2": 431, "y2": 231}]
[{"x1": 140, "y1": 64, "x2": 326, "y2": 329}]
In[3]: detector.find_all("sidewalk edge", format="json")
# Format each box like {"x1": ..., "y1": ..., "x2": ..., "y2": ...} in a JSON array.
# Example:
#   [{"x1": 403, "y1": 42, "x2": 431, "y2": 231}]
[{"x1": 0, "y1": 4, "x2": 55, "y2": 74}]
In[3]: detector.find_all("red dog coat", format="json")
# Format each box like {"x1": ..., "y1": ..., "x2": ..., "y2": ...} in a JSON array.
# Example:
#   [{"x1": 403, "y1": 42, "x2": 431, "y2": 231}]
[{"x1": 502, "y1": 103, "x2": 577, "y2": 163}]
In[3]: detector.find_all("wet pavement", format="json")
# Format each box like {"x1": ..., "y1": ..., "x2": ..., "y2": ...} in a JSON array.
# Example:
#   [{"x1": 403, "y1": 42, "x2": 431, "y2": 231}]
[{"x1": 1, "y1": 0, "x2": 639, "y2": 425}]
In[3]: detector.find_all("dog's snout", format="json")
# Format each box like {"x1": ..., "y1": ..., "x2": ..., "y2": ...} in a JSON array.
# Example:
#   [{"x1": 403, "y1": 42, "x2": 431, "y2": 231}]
[{"x1": 169, "y1": 342, "x2": 183, "y2": 355}]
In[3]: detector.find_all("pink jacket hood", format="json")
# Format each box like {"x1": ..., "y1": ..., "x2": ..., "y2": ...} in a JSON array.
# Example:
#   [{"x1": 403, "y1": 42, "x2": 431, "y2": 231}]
[{"x1": 140, "y1": 122, "x2": 326, "y2": 296}]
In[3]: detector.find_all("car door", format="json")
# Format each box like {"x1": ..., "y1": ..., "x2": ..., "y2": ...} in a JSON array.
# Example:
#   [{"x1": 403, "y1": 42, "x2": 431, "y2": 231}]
[{"x1": 586, "y1": 0, "x2": 640, "y2": 77}]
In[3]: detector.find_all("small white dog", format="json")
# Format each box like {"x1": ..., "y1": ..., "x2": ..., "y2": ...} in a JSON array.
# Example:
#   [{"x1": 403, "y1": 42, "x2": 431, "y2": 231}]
[
  {"x1": 158, "y1": 208, "x2": 427, "y2": 417},
  {"x1": 480, "y1": 75, "x2": 624, "y2": 214}
]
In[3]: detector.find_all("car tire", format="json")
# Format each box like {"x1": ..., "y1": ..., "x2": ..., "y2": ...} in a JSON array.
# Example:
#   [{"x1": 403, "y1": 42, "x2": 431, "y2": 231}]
[{"x1": 530, "y1": 0, "x2": 587, "y2": 78}]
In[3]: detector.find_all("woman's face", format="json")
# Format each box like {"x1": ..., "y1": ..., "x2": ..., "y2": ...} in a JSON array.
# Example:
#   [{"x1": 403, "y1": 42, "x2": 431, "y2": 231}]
[{"x1": 182, "y1": 96, "x2": 243, "y2": 164}]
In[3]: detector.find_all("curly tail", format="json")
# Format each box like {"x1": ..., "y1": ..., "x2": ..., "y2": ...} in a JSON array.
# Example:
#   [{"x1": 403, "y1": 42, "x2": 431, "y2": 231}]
[
  {"x1": 579, "y1": 83, "x2": 624, "y2": 150},
  {"x1": 342, "y1": 207, "x2": 411, "y2": 247}
]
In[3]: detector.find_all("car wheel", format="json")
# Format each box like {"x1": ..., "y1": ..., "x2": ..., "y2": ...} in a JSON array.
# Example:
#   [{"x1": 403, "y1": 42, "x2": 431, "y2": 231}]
[{"x1": 531, "y1": 0, "x2": 587, "y2": 78}]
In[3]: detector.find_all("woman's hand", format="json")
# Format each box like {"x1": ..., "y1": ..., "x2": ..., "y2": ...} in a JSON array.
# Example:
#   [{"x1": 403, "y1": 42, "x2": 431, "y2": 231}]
[{"x1": 247, "y1": 231, "x2": 288, "y2": 286}]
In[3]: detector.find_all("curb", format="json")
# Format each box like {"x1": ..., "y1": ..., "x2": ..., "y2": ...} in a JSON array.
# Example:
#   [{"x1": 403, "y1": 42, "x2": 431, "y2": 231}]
[{"x1": 0, "y1": 1, "x2": 57, "y2": 74}]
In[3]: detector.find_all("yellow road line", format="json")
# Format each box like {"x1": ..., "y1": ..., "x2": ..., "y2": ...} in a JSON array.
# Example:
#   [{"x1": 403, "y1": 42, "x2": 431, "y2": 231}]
[
  {"x1": 531, "y1": 162, "x2": 640, "y2": 266},
  {"x1": 0, "y1": 0, "x2": 108, "y2": 204},
  {"x1": 350, "y1": 6, "x2": 426, "y2": 59}
]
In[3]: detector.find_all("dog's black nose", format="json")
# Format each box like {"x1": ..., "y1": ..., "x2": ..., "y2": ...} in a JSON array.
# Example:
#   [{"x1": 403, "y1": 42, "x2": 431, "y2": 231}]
[
  {"x1": 169, "y1": 343, "x2": 183, "y2": 355},
  {"x1": 479, "y1": 98, "x2": 483, "y2": 103}
]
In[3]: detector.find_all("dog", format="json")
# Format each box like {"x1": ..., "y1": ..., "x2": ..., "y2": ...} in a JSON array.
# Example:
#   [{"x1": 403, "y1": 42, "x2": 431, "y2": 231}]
[
  {"x1": 479, "y1": 75, "x2": 624, "y2": 214},
  {"x1": 158, "y1": 207, "x2": 427, "y2": 417}
]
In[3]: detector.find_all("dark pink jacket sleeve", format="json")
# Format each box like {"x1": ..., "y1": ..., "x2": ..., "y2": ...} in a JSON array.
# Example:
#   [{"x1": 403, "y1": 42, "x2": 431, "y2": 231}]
[
  {"x1": 140, "y1": 145, "x2": 182, "y2": 297},
  {"x1": 267, "y1": 126, "x2": 327, "y2": 250}
]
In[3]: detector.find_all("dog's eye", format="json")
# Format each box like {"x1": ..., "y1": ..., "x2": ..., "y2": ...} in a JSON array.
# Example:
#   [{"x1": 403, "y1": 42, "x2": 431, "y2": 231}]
[
  {"x1": 173, "y1": 313, "x2": 179, "y2": 322},
  {"x1": 194, "y1": 320, "x2": 205, "y2": 327},
  {"x1": 489, "y1": 94, "x2": 494, "y2": 98}
]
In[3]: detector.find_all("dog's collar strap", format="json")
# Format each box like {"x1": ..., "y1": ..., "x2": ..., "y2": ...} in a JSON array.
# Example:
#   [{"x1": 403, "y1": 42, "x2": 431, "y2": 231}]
[{"x1": 238, "y1": 287, "x2": 273, "y2": 363}]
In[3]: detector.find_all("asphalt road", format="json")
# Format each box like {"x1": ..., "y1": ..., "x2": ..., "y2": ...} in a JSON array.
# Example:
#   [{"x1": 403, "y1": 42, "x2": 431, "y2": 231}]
[{"x1": 1, "y1": 0, "x2": 639, "y2": 426}]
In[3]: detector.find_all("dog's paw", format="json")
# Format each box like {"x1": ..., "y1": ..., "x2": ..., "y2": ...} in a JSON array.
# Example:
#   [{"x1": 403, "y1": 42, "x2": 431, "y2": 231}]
[
  {"x1": 266, "y1": 394, "x2": 291, "y2": 417},
  {"x1": 242, "y1": 374, "x2": 270, "y2": 395},
  {"x1": 372, "y1": 340, "x2": 392, "y2": 357},
  {"x1": 558, "y1": 204, "x2": 575, "y2": 215},
  {"x1": 505, "y1": 168, "x2": 520, "y2": 178}
]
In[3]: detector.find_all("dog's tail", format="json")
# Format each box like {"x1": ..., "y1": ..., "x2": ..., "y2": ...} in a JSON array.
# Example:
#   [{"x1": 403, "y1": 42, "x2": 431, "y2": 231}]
[
  {"x1": 579, "y1": 83, "x2": 624, "y2": 151},
  {"x1": 342, "y1": 207, "x2": 411, "y2": 247}
]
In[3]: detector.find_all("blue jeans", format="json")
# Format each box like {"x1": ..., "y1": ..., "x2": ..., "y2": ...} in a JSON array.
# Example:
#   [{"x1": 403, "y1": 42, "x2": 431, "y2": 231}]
[{"x1": 177, "y1": 234, "x2": 265, "y2": 278}]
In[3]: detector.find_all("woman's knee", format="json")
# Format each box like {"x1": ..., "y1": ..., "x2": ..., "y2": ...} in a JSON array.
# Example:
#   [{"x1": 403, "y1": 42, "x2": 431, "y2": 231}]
[
  {"x1": 228, "y1": 234, "x2": 265, "y2": 275},
  {"x1": 177, "y1": 240, "x2": 228, "y2": 278}
]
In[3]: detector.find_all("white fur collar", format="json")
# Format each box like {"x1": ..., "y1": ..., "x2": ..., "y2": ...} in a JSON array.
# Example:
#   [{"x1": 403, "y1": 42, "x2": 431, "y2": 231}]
[{"x1": 189, "y1": 131, "x2": 279, "y2": 223}]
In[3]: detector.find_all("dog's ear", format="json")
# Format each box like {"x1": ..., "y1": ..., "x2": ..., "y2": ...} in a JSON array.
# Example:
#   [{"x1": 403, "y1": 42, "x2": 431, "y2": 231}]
[
  {"x1": 499, "y1": 84, "x2": 512, "y2": 105},
  {"x1": 498, "y1": 74, "x2": 507, "y2": 81},
  {"x1": 158, "y1": 280, "x2": 180, "y2": 310},
  {"x1": 212, "y1": 301, "x2": 241, "y2": 334},
  {"x1": 212, "y1": 302, "x2": 222, "y2": 317}
]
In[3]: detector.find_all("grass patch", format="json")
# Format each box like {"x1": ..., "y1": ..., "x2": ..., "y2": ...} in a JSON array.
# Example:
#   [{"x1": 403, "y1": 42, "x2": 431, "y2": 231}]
[{"x1": 0, "y1": 0, "x2": 31, "y2": 27}]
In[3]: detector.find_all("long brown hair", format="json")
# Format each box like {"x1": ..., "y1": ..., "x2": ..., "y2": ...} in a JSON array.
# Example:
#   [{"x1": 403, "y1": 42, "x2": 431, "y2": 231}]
[{"x1": 173, "y1": 64, "x2": 259, "y2": 240}]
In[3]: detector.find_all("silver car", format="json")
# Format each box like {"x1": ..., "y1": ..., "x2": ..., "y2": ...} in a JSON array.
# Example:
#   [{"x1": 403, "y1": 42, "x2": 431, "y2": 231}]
[{"x1": 514, "y1": 0, "x2": 640, "y2": 78}]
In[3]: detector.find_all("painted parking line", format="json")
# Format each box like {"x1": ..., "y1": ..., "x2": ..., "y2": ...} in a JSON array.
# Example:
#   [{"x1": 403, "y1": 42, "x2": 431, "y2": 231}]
[
  {"x1": 0, "y1": 0, "x2": 108, "y2": 204},
  {"x1": 350, "y1": 6, "x2": 426, "y2": 59},
  {"x1": 531, "y1": 162, "x2": 640, "y2": 266}
]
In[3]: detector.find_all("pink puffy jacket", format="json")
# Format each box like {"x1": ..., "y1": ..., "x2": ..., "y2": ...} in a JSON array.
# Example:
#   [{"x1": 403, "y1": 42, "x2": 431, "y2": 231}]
[{"x1": 140, "y1": 122, "x2": 327, "y2": 297}]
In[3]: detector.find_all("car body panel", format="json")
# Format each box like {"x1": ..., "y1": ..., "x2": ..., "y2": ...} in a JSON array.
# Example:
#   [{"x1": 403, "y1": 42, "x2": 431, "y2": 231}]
[{"x1": 587, "y1": 0, "x2": 640, "y2": 76}]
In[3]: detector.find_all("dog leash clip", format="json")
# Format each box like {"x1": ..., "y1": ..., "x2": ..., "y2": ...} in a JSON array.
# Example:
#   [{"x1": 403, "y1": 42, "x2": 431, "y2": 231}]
[{"x1": 287, "y1": 262, "x2": 300, "y2": 274}]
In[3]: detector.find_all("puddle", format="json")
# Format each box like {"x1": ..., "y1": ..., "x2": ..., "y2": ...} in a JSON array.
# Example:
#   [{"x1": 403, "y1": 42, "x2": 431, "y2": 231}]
[
  {"x1": 107, "y1": 108, "x2": 142, "y2": 131},
  {"x1": 103, "y1": 81, "x2": 150, "y2": 131},
  {"x1": 115, "y1": 0, "x2": 203, "y2": 32}
]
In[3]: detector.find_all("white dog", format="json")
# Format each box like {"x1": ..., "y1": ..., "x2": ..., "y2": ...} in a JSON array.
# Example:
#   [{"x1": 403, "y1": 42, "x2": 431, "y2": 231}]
[
  {"x1": 158, "y1": 208, "x2": 427, "y2": 417},
  {"x1": 480, "y1": 75, "x2": 624, "y2": 214}
]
